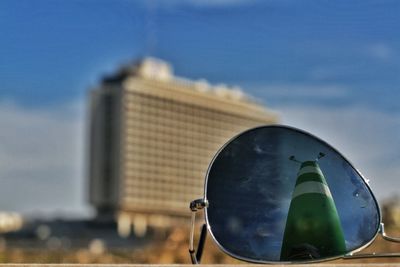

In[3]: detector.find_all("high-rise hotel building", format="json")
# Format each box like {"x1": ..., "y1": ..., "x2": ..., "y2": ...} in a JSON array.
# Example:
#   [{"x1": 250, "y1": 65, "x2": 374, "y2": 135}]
[{"x1": 88, "y1": 58, "x2": 278, "y2": 236}]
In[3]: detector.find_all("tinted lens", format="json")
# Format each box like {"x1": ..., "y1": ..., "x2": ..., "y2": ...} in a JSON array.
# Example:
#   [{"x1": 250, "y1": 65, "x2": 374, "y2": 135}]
[{"x1": 205, "y1": 126, "x2": 380, "y2": 263}]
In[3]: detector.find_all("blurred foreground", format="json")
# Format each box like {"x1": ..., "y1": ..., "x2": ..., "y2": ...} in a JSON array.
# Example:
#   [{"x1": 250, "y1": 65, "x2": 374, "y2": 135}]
[
  {"x1": 1, "y1": 222, "x2": 400, "y2": 264},
  {"x1": 0, "y1": 223, "x2": 240, "y2": 264},
  {"x1": 0, "y1": 196, "x2": 398, "y2": 264}
]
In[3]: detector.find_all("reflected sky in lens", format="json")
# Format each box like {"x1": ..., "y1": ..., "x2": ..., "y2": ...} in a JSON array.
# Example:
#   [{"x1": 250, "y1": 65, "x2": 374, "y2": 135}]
[{"x1": 206, "y1": 126, "x2": 380, "y2": 262}]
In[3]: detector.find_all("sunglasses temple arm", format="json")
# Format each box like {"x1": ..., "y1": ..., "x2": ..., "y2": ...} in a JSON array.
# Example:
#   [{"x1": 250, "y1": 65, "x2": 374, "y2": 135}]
[
  {"x1": 196, "y1": 224, "x2": 207, "y2": 262},
  {"x1": 189, "y1": 199, "x2": 208, "y2": 264}
]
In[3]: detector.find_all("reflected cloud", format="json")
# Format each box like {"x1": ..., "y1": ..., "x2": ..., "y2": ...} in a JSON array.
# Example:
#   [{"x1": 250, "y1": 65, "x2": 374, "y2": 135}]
[{"x1": 254, "y1": 144, "x2": 267, "y2": 154}]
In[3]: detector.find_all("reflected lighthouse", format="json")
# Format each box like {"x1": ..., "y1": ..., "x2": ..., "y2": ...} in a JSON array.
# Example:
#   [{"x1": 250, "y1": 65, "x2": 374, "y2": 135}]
[{"x1": 280, "y1": 153, "x2": 346, "y2": 261}]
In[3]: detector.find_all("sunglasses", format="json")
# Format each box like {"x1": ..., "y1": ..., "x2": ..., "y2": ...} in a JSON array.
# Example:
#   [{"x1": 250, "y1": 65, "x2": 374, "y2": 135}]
[{"x1": 189, "y1": 125, "x2": 400, "y2": 264}]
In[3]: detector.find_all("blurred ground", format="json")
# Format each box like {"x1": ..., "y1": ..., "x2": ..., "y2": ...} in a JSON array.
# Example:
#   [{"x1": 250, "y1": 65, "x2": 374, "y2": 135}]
[
  {"x1": 0, "y1": 225, "x2": 240, "y2": 264},
  {"x1": 1, "y1": 199, "x2": 400, "y2": 264},
  {"x1": 1, "y1": 225, "x2": 400, "y2": 264}
]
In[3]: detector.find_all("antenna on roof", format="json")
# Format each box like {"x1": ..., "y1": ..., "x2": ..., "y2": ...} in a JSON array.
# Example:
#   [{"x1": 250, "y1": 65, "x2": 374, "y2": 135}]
[
  {"x1": 316, "y1": 152, "x2": 325, "y2": 161},
  {"x1": 289, "y1": 155, "x2": 301, "y2": 164}
]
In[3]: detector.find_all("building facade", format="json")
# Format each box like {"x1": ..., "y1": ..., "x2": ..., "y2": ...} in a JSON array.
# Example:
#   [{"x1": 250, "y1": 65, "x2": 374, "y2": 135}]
[{"x1": 88, "y1": 58, "x2": 278, "y2": 236}]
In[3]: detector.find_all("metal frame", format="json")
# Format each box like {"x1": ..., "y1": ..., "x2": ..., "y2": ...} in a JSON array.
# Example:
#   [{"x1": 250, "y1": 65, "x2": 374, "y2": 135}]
[
  {"x1": 380, "y1": 223, "x2": 400, "y2": 243},
  {"x1": 189, "y1": 199, "x2": 208, "y2": 264},
  {"x1": 193, "y1": 124, "x2": 383, "y2": 264}
]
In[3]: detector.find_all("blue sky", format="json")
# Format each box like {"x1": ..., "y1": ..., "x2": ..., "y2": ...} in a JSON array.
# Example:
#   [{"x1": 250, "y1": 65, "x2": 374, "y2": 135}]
[{"x1": 0, "y1": 0, "x2": 399, "y2": 216}]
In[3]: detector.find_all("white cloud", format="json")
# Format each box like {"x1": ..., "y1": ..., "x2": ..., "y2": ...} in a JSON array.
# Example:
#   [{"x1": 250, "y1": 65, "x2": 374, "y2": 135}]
[
  {"x1": 277, "y1": 104, "x2": 400, "y2": 201},
  {"x1": 308, "y1": 65, "x2": 363, "y2": 81},
  {"x1": 366, "y1": 43, "x2": 395, "y2": 61},
  {"x1": 308, "y1": 66, "x2": 340, "y2": 81},
  {"x1": 0, "y1": 100, "x2": 92, "y2": 218},
  {"x1": 240, "y1": 83, "x2": 350, "y2": 105}
]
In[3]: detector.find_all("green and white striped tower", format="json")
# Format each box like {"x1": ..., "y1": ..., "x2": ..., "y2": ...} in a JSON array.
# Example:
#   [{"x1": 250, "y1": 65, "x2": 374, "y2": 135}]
[{"x1": 280, "y1": 154, "x2": 346, "y2": 261}]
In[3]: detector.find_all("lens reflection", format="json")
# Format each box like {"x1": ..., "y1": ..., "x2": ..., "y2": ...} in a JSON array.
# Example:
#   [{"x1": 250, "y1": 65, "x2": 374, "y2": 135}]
[{"x1": 205, "y1": 126, "x2": 380, "y2": 262}]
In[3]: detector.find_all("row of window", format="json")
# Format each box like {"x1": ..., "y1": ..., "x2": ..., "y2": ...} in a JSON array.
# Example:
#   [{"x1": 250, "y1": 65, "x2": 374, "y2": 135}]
[
  {"x1": 124, "y1": 120, "x2": 235, "y2": 147},
  {"x1": 123, "y1": 163, "x2": 205, "y2": 181},
  {"x1": 122, "y1": 196, "x2": 188, "y2": 210},
  {"x1": 124, "y1": 129, "x2": 225, "y2": 155},
  {"x1": 124, "y1": 121, "x2": 227, "y2": 142},
  {"x1": 123, "y1": 186, "x2": 197, "y2": 203},
  {"x1": 124, "y1": 100, "x2": 260, "y2": 131},
  {"x1": 123, "y1": 178, "x2": 202, "y2": 195},
  {"x1": 125, "y1": 85, "x2": 267, "y2": 124},
  {"x1": 123, "y1": 154, "x2": 208, "y2": 173},
  {"x1": 124, "y1": 143, "x2": 214, "y2": 165}
]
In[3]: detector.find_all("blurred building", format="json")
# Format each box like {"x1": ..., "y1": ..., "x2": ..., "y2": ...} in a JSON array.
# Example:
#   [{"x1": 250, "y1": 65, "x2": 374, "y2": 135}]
[
  {"x1": 382, "y1": 196, "x2": 400, "y2": 230},
  {"x1": 0, "y1": 212, "x2": 23, "y2": 233},
  {"x1": 88, "y1": 58, "x2": 278, "y2": 236}
]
